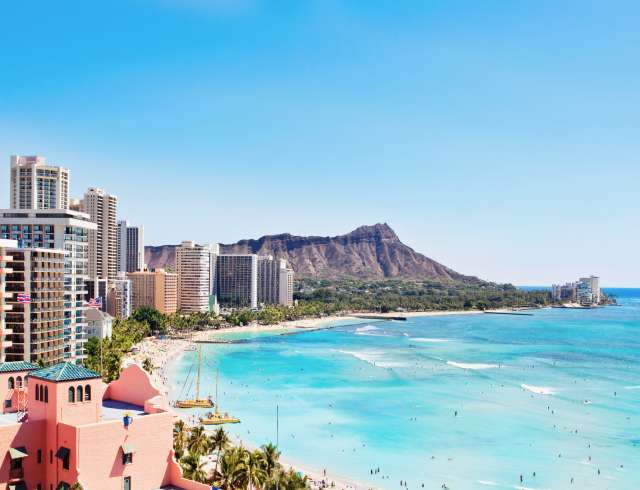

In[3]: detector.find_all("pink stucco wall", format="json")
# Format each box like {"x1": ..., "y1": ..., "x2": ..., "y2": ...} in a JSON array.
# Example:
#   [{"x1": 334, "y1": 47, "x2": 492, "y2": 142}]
[
  {"x1": 104, "y1": 363, "x2": 163, "y2": 407},
  {"x1": 0, "y1": 363, "x2": 208, "y2": 490}
]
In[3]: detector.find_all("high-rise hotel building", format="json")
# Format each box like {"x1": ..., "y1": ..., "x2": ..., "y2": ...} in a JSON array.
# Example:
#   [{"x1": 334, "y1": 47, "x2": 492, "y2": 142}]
[
  {"x1": 257, "y1": 256, "x2": 294, "y2": 307},
  {"x1": 0, "y1": 209, "x2": 97, "y2": 363},
  {"x1": 117, "y1": 220, "x2": 144, "y2": 273},
  {"x1": 82, "y1": 188, "x2": 118, "y2": 280},
  {"x1": 128, "y1": 269, "x2": 177, "y2": 314},
  {"x1": 9, "y1": 155, "x2": 70, "y2": 210},
  {"x1": 216, "y1": 254, "x2": 258, "y2": 309},
  {"x1": 3, "y1": 245, "x2": 66, "y2": 364},
  {"x1": 176, "y1": 241, "x2": 217, "y2": 313}
]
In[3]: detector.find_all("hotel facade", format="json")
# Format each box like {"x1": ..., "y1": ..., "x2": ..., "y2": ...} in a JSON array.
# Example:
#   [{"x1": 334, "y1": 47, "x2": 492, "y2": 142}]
[
  {"x1": 127, "y1": 269, "x2": 177, "y2": 315},
  {"x1": 0, "y1": 210, "x2": 97, "y2": 363},
  {"x1": 1, "y1": 243, "x2": 66, "y2": 365},
  {"x1": 9, "y1": 156, "x2": 70, "y2": 211},
  {"x1": 0, "y1": 361, "x2": 208, "y2": 490},
  {"x1": 176, "y1": 242, "x2": 217, "y2": 313},
  {"x1": 81, "y1": 188, "x2": 118, "y2": 281}
]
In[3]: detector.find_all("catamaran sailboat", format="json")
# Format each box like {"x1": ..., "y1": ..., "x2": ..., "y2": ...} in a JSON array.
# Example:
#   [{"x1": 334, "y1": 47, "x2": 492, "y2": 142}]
[{"x1": 176, "y1": 344, "x2": 214, "y2": 409}]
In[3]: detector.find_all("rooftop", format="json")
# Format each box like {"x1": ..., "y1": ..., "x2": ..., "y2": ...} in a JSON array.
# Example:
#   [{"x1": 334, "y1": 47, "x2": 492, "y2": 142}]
[
  {"x1": 0, "y1": 361, "x2": 39, "y2": 374},
  {"x1": 29, "y1": 362, "x2": 101, "y2": 382},
  {"x1": 101, "y1": 400, "x2": 146, "y2": 421}
]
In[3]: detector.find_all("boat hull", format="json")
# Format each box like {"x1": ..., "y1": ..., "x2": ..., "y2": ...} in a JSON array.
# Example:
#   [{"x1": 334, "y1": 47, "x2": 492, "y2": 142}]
[{"x1": 176, "y1": 399, "x2": 214, "y2": 409}]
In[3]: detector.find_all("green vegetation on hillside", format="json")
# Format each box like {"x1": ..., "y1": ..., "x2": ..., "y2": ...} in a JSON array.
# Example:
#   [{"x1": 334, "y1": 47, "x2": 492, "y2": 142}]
[{"x1": 295, "y1": 278, "x2": 551, "y2": 312}]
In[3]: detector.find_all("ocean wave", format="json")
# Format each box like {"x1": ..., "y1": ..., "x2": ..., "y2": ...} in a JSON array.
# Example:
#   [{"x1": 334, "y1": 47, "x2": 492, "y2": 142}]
[
  {"x1": 624, "y1": 385, "x2": 640, "y2": 390},
  {"x1": 447, "y1": 361, "x2": 499, "y2": 370},
  {"x1": 355, "y1": 325, "x2": 378, "y2": 333},
  {"x1": 477, "y1": 481, "x2": 499, "y2": 486},
  {"x1": 413, "y1": 338, "x2": 451, "y2": 343},
  {"x1": 337, "y1": 349, "x2": 407, "y2": 368},
  {"x1": 521, "y1": 384, "x2": 556, "y2": 395}
]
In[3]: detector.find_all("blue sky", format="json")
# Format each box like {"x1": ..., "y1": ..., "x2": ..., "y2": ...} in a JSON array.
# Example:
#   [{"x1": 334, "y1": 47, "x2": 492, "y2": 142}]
[{"x1": 1, "y1": 1, "x2": 638, "y2": 286}]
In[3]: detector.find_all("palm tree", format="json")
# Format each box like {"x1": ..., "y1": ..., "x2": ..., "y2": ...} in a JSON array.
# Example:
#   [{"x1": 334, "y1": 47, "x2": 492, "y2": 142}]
[
  {"x1": 188, "y1": 425, "x2": 210, "y2": 457},
  {"x1": 173, "y1": 420, "x2": 188, "y2": 459},
  {"x1": 261, "y1": 443, "x2": 281, "y2": 482},
  {"x1": 209, "y1": 427, "x2": 231, "y2": 479},
  {"x1": 279, "y1": 468, "x2": 310, "y2": 490},
  {"x1": 218, "y1": 446, "x2": 248, "y2": 490},
  {"x1": 180, "y1": 452, "x2": 209, "y2": 483},
  {"x1": 245, "y1": 449, "x2": 267, "y2": 490}
]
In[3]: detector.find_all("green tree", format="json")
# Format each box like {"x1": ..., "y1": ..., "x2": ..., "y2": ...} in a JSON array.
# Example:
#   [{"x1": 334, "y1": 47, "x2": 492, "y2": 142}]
[
  {"x1": 173, "y1": 420, "x2": 188, "y2": 460},
  {"x1": 187, "y1": 425, "x2": 210, "y2": 458},
  {"x1": 209, "y1": 427, "x2": 231, "y2": 479},
  {"x1": 131, "y1": 306, "x2": 167, "y2": 334},
  {"x1": 142, "y1": 357, "x2": 153, "y2": 373},
  {"x1": 218, "y1": 446, "x2": 248, "y2": 490},
  {"x1": 180, "y1": 452, "x2": 209, "y2": 483}
]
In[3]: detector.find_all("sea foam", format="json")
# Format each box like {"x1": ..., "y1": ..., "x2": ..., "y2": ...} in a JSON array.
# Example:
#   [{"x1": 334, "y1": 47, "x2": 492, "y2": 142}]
[
  {"x1": 521, "y1": 384, "x2": 556, "y2": 395},
  {"x1": 447, "y1": 361, "x2": 499, "y2": 370}
]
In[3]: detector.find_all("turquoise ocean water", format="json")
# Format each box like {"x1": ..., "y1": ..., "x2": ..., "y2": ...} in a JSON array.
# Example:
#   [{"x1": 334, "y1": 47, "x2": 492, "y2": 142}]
[{"x1": 169, "y1": 289, "x2": 639, "y2": 489}]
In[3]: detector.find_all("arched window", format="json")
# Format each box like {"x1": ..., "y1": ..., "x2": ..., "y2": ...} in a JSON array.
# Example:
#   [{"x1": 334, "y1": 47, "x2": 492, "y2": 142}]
[
  {"x1": 76, "y1": 386, "x2": 83, "y2": 402},
  {"x1": 84, "y1": 385, "x2": 91, "y2": 401},
  {"x1": 44, "y1": 386, "x2": 48, "y2": 403},
  {"x1": 68, "y1": 387, "x2": 75, "y2": 403},
  {"x1": 8, "y1": 377, "x2": 14, "y2": 389},
  {"x1": 39, "y1": 385, "x2": 44, "y2": 401},
  {"x1": 35, "y1": 384, "x2": 40, "y2": 401},
  {"x1": 16, "y1": 376, "x2": 22, "y2": 388}
]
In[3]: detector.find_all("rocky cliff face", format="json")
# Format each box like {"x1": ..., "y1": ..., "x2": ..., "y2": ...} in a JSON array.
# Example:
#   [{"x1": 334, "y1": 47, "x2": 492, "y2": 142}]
[{"x1": 145, "y1": 223, "x2": 476, "y2": 282}]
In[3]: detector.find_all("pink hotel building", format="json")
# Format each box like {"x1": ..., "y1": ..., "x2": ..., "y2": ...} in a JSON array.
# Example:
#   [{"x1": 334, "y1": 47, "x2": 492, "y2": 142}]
[{"x1": 0, "y1": 361, "x2": 209, "y2": 490}]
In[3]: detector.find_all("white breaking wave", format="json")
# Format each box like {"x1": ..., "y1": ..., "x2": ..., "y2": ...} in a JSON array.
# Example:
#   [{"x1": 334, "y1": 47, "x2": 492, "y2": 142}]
[
  {"x1": 521, "y1": 384, "x2": 556, "y2": 395},
  {"x1": 413, "y1": 338, "x2": 451, "y2": 343},
  {"x1": 355, "y1": 325, "x2": 378, "y2": 333},
  {"x1": 477, "y1": 481, "x2": 499, "y2": 486},
  {"x1": 337, "y1": 350, "x2": 407, "y2": 368},
  {"x1": 447, "y1": 361, "x2": 499, "y2": 370},
  {"x1": 624, "y1": 385, "x2": 640, "y2": 390}
]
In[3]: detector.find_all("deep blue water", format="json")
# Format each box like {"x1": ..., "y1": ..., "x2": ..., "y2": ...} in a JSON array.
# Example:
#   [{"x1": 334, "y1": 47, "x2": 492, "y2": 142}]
[{"x1": 171, "y1": 290, "x2": 640, "y2": 489}]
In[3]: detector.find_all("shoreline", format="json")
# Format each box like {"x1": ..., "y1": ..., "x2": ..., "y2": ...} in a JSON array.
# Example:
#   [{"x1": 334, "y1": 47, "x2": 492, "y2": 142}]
[{"x1": 124, "y1": 309, "x2": 485, "y2": 489}]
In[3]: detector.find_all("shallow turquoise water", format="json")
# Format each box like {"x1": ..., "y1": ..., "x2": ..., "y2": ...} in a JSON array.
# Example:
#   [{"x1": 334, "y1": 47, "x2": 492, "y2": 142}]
[{"x1": 170, "y1": 290, "x2": 640, "y2": 490}]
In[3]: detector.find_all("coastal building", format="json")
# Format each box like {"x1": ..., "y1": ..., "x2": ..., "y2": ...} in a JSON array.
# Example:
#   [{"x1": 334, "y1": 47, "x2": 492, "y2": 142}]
[
  {"x1": 85, "y1": 308, "x2": 113, "y2": 339},
  {"x1": 9, "y1": 155, "x2": 70, "y2": 210},
  {"x1": 0, "y1": 209, "x2": 97, "y2": 363},
  {"x1": 128, "y1": 269, "x2": 177, "y2": 314},
  {"x1": 279, "y1": 265, "x2": 294, "y2": 306},
  {"x1": 3, "y1": 245, "x2": 66, "y2": 365},
  {"x1": 85, "y1": 278, "x2": 108, "y2": 311},
  {"x1": 215, "y1": 254, "x2": 258, "y2": 309},
  {"x1": 257, "y1": 256, "x2": 295, "y2": 306},
  {"x1": 0, "y1": 239, "x2": 17, "y2": 363},
  {"x1": 82, "y1": 188, "x2": 118, "y2": 280},
  {"x1": 577, "y1": 276, "x2": 601, "y2": 305},
  {"x1": 176, "y1": 241, "x2": 218, "y2": 313},
  {"x1": 117, "y1": 220, "x2": 144, "y2": 273},
  {"x1": 551, "y1": 282, "x2": 577, "y2": 302},
  {"x1": 0, "y1": 361, "x2": 209, "y2": 490},
  {"x1": 552, "y1": 276, "x2": 601, "y2": 305},
  {"x1": 107, "y1": 273, "x2": 131, "y2": 319}
]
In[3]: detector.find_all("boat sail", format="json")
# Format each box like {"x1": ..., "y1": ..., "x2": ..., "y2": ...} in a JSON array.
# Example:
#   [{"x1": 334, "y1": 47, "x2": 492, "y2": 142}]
[
  {"x1": 176, "y1": 344, "x2": 214, "y2": 409},
  {"x1": 200, "y1": 369, "x2": 240, "y2": 425}
]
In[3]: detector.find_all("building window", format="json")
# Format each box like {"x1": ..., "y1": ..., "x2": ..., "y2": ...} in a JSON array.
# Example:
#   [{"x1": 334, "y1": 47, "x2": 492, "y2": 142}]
[
  {"x1": 36, "y1": 384, "x2": 40, "y2": 401},
  {"x1": 56, "y1": 447, "x2": 70, "y2": 470},
  {"x1": 38, "y1": 449, "x2": 42, "y2": 464},
  {"x1": 76, "y1": 386, "x2": 83, "y2": 402},
  {"x1": 10, "y1": 456, "x2": 22, "y2": 471},
  {"x1": 50, "y1": 450, "x2": 53, "y2": 464},
  {"x1": 123, "y1": 452, "x2": 133, "y2": 465},
  {"x1": 8, "y1": 377, "x2": 14, "y2": 389},
  {"x1": 44, "y1": 386, "x2": 48, "y2": 403},
  {"x1": 84, "y1": 385, "x2": 91, "y2": 401},
  {"x1": 68, "y1": 387, "x2": 75, "y2": 403},
  {"x1": 16, "y1": 376, "x2": 22, "y2": 388},
  {"x1": 4, "y1": 400, "x2": 11, "y2": 409}
]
